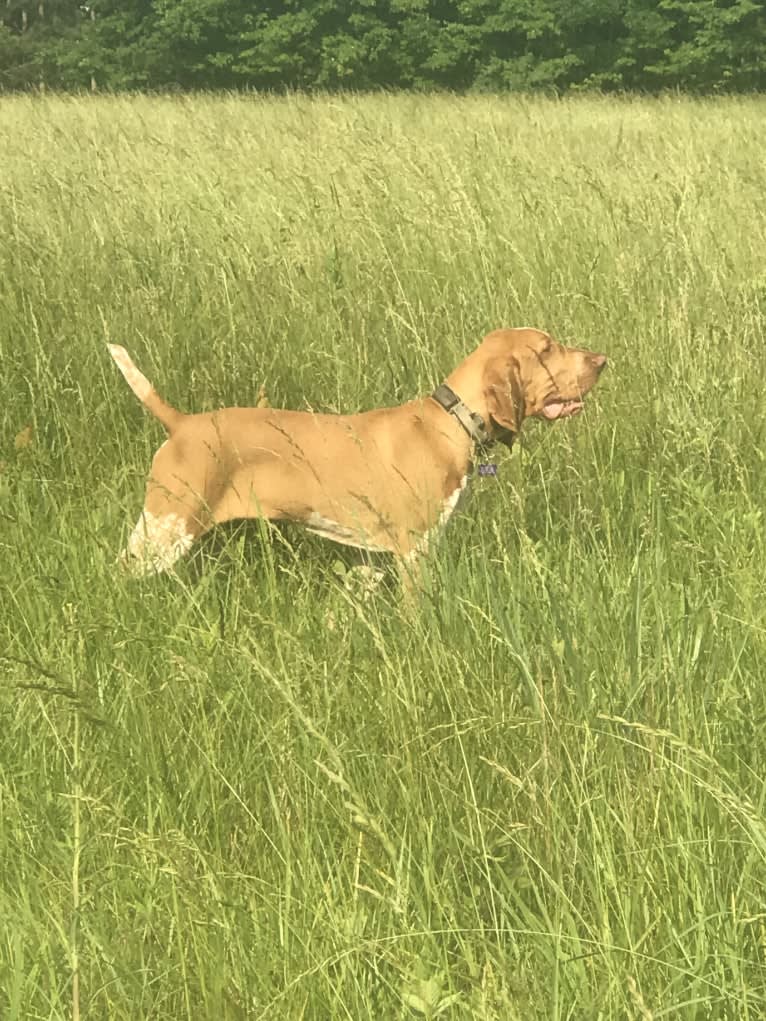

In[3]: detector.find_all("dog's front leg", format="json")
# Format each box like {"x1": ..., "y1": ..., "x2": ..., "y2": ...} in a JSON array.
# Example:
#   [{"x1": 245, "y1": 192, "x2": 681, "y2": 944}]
[{"x1": 396, "y1": 550, "x2": 427, "y2": 602}]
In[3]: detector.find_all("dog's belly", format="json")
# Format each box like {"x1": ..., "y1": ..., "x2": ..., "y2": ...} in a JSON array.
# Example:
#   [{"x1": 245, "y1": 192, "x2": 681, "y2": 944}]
[
  {"x1": 303, "y1": 473, "x2": 469, "y2": 556},
  {"x1": 303, "y1": 513, "x2": 394, "y2": 553}
]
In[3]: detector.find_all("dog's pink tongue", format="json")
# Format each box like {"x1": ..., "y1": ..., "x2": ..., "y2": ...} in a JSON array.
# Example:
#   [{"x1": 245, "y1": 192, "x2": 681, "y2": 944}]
[{"x1": 542, "y1": 400, "x2": 583, "y2": 420}]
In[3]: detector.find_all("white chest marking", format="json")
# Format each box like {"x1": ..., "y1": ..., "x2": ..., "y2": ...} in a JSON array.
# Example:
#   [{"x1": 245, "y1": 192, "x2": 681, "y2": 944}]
[
  {"x1": 406, "y1": 474, "x2": 469, "y2": 561},
  {"x1": 437, "y1": 474, "x2": 469, "y2": 527}
]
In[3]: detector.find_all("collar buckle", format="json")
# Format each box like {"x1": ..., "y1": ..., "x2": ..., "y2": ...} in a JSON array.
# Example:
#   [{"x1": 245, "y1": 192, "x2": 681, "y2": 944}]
[{"x1": 431, "y1": 383, "x2": 495, "y2": 449}]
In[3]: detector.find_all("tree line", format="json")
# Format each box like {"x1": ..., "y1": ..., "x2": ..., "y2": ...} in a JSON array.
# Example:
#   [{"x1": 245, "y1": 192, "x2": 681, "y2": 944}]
[{"x1": 1, "y1": 0, "x2": 764, "y2": 93}]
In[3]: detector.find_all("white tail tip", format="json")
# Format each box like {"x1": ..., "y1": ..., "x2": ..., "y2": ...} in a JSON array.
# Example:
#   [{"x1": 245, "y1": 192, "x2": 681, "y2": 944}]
[{"x1": 108, "y1": 344, "x2": 152, "y2": 402}]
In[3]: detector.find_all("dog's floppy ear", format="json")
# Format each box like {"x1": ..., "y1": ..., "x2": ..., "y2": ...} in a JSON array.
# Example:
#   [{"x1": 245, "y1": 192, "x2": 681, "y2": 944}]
[{"x1": 484, "y1": 356, "x2": 525, "y2": 436}]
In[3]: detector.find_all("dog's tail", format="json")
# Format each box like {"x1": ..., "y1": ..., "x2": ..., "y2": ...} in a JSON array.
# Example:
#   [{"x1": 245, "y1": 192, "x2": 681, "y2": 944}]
[{"x1": 108, "y1": 345, "x2": 183, "y2": 434}]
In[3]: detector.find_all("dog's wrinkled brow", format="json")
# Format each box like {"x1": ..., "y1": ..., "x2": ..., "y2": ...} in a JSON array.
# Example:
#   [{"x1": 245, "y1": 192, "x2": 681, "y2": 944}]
[{"x1": 529, "y1": 345, "x2": 558, "y2": 390}]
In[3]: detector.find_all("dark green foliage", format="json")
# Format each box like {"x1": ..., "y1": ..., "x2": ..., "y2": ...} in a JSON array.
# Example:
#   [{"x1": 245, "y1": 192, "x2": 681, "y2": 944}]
[
  {"x1": 1, "y1": 0, "x2": 765, "y2": 91},
  {"x1": 644, "y1": 0, "x2": 766, "y2": 90}
]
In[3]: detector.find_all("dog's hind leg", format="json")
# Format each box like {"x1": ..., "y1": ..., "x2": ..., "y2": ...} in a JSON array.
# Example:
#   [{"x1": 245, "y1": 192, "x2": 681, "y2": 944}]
[
  {"x1": 119, "y1": 508, "x2": 202, "y2": 576},
  {"x1": 118, "y1": 435, "x2": 218, "y2": 576}
]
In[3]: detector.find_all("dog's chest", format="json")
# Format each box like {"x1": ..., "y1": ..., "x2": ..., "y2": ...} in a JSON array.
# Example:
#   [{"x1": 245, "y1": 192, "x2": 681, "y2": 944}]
[
  {"x1": 437, "y1": 474, "x2": 469, "y2": 528},
  {"x1": 404, "y1": 473, "x2": 470, "y2": 560}
]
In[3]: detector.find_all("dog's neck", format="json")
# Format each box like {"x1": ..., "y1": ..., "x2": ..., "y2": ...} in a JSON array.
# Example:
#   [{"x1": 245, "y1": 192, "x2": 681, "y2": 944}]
[
  {"x1": 431, "y1": 383, "x2": 492, "y2": 447},
  {"x1": 441, "y1": 351, "x2": 518, "y2": 453},
  {"x1": 431, "y1": 381, "x2": 515, "y2": 453}
]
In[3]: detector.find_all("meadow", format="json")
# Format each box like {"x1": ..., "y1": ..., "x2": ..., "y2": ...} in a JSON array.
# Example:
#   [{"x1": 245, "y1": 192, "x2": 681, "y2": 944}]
[{"x1": 1, "y1": 91, "x2": 766, "y2": 1019}]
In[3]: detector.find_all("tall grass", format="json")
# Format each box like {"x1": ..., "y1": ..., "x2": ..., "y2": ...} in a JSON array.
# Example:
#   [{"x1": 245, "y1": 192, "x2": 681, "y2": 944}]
[{"x1": 1, "y1": 92, "x2": 766, "y2": 1019}]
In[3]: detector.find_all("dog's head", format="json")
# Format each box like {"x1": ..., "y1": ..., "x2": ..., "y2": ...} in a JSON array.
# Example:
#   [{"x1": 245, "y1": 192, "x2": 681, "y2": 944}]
[{"x1": 481, "y1": 328, "x2": 607, "y2": 440}]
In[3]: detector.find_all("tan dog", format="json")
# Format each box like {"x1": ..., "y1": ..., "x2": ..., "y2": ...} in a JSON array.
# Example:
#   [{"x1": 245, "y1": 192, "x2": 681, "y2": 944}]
[{"x1": 109, "y1": 328, "x2": 606, "y2": 581}]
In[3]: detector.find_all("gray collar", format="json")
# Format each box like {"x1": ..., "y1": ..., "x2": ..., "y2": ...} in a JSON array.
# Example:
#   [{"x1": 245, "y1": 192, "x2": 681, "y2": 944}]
[{"x1": 431, "y1": 383, "x2": 493, "y2": 448}]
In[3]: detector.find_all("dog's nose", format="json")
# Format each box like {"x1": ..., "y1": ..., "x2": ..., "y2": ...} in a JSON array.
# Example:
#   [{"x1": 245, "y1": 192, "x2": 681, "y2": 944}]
[{"x1": 592, "y1": 353, "x2": 607, "y2": 371}]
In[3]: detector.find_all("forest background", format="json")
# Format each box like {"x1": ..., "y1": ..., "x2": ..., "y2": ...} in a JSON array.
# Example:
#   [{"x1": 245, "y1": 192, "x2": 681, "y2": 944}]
[{"x1": 2, "y1": 0, "x2": 765, "y2": 93}]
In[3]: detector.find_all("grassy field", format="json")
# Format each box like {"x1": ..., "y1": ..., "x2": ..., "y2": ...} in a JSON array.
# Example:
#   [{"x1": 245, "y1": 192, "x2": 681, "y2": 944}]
[{"x1": 1, "y1": 91, "x2": 766, "y2": 1019}]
